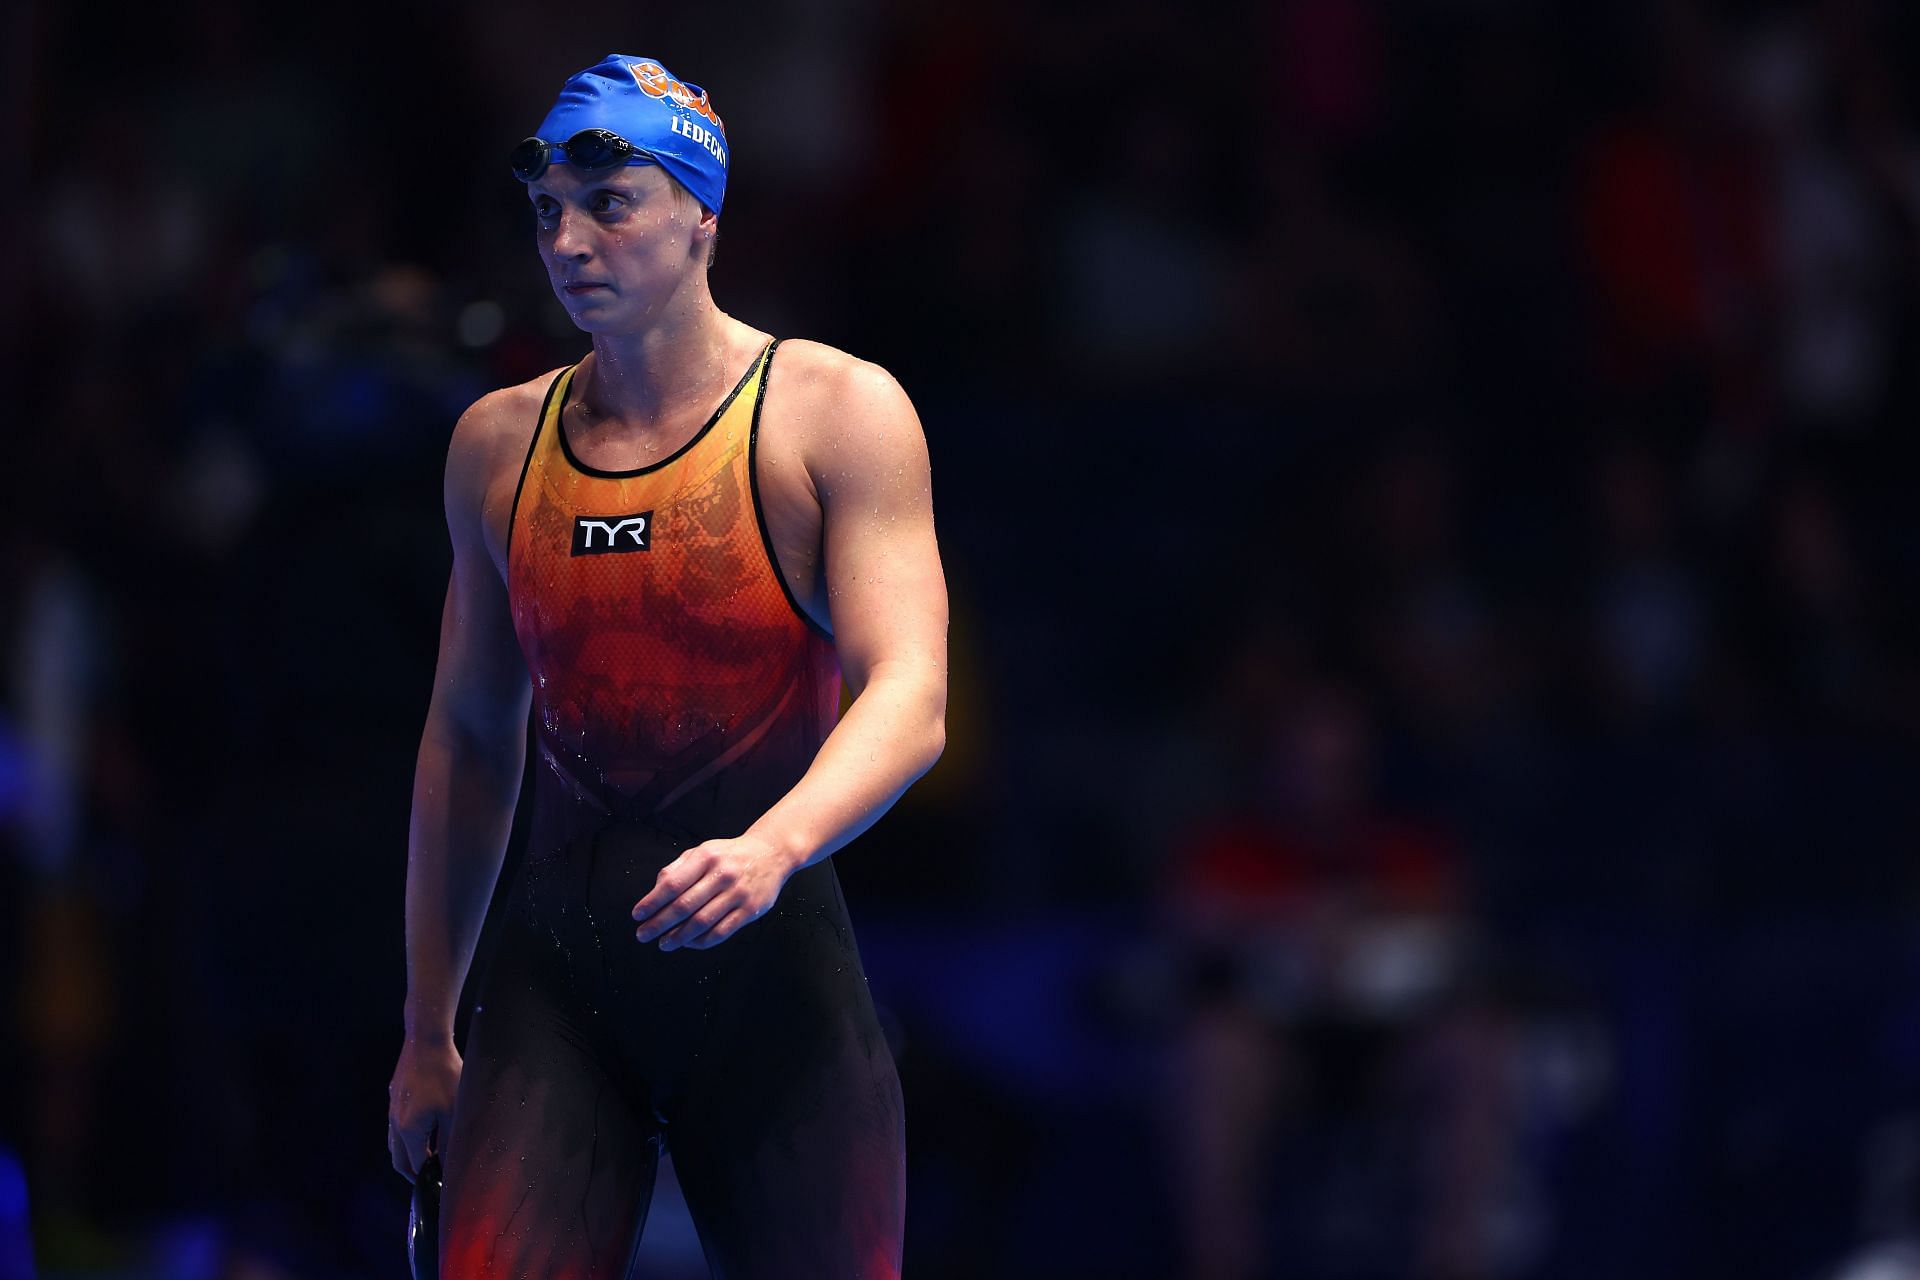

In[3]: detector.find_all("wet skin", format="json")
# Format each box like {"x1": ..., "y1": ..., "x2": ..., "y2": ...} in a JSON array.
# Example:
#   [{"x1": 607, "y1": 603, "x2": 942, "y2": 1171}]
[{"x1": 389, "y1": 153, "x2": 948, "y2": 1194}]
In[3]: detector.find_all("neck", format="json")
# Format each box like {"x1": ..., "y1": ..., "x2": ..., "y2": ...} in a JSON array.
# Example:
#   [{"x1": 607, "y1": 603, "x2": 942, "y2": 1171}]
[{"x1": 575, "y1": 275, "x2": 745, "y2": 425}]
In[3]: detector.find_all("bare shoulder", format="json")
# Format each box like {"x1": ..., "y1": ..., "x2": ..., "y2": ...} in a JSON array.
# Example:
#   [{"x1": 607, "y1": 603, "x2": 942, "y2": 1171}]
[
  {"x1": 449, "y1": 367, "x2": 569, "y2": 466},
  {"x1": 766, "y1": 339, "x2": 926, "y2": 499},
  {"x1": 768, "y1": 338, "x2": 915, "y2": 417},
  {"x1": 444, "y1": 366, "x2": 571, "y2": 515}
]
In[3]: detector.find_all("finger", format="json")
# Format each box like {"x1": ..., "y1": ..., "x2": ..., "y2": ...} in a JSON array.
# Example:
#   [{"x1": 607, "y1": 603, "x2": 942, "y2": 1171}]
[
  {"x1": 402, "y1": 1127, "x2": 432, "y2": 1182},
  {"x1": 637, "y1": 873, "x2": 728, "y2": 942},
  {"x1": 632, "y1": 851, "x2": 711, "y2": 923},
  {"x1": 657, "y1": 893, "x2": 739, "y2": 949},
  {"x1": 390, "y1": 1122, "x2": 416, "y2": 1184},
  {"x1": 684, "y1": 905, "x2": 758, "y2": 949},
  {"x1": 649, "y1": 872, "x2": 737, "y2": 943}
]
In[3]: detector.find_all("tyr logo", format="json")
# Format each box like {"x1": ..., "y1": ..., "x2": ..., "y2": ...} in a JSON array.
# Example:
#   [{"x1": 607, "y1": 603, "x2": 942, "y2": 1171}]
[{"x1": 571, "y1": 511, "x2": 654, "y2": 556}]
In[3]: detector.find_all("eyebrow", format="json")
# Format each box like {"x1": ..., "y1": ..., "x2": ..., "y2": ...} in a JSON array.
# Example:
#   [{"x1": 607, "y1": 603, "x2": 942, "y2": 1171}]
[{"x1": 530, "y1": 184, "x2": 636, "y2": 202}]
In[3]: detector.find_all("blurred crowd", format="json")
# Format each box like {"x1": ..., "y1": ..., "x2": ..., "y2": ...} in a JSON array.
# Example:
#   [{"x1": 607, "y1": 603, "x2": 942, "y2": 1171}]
[{"x1": 6, "y1": 0, "x2": 1920, "y2": 1277}]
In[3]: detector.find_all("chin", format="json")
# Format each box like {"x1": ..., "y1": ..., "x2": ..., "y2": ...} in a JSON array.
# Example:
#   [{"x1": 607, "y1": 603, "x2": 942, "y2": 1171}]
[
  {"x1": 558, "y1": 296, "x2": 617, "y2": 328},
  {"x1": 567, "y1": 312, "x2": 637, "y2": 336}
]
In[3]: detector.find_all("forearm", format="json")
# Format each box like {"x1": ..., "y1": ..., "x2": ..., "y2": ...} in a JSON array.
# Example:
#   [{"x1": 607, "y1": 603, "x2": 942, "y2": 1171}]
[
  {"x1": 746, "y1": 665, "x2": 945, "y2": 872},
  {"x1": 402, "y1": 722, "x2": 525, "y2": 1044}
]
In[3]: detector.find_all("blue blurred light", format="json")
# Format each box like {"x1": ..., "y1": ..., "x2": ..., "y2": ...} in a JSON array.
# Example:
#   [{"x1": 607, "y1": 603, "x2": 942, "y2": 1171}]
[
  {"x1": 150, "y1": 1215, "x2": 225, "y2": 1280},
  {"x1": 0, "y1": 1145, "x2": 32, "y2": 1280},
  {"x1": 0, "y1": 718, "x2": 30, "y2": 821}
]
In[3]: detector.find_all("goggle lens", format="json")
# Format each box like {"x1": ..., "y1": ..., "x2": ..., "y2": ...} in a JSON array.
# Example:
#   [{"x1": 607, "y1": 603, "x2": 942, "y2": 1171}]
[{"x1": 509, "y1": 129, "x2": 651, "y2": 182}]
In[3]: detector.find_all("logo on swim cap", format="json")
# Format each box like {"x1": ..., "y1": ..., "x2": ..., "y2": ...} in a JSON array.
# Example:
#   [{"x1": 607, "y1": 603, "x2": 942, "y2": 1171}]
[
  {"x1": 530, "y1": 54, "x2": 729, "y2": 215},
  {"x1": 625, "y1": 60, "x2": 726, "y2": 138}
]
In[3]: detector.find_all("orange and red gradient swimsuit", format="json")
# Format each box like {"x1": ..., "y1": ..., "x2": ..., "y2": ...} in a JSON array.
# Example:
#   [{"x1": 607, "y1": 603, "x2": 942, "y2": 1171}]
[{"x1": 438, "y1": 340, "x2": 906, "y2": 1278}]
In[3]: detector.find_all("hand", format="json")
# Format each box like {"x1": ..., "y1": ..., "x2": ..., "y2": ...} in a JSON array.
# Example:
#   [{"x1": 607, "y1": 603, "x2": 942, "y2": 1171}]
[
  {"x1": 632, "y1": 832, "x2": 796, "y2": 951},
  {"x1": 388, "y1": 1037, "x2": 462, "y2": 1184}
]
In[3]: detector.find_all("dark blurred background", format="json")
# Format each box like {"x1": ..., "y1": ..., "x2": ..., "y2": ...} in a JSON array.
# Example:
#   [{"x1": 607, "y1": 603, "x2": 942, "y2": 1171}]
[{"x1": 7, "y1": 0, "x2": 1920, "y2": 1277}]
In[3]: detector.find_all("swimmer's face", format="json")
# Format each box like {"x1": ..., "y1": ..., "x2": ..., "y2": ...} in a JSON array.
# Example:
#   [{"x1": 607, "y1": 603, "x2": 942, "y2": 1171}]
[{"x1": 526, "y1": 162, "x2": 715, "y2": 329}]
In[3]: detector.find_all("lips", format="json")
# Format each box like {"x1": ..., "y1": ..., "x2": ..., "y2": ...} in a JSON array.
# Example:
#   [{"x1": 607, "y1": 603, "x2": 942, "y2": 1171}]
[{"x1": 562, "y1": 282, "x2": 608, "y2": 295}]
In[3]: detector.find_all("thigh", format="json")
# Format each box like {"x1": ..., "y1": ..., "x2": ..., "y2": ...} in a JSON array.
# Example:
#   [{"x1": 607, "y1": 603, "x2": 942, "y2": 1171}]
[
  {"x1": 440, "y1": 927, "x2": 663, "y2": 1280},
  {"x1": 664, "y1": 860, "x2": 906, "y2": 1279}
]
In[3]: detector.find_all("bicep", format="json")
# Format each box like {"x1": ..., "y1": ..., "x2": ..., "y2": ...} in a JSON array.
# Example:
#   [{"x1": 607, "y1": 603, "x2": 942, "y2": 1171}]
[
  {"x1": 423, "y1": 421, "x2": 531, "y2": 749},
  {"x1": 818, "y1": 368, "x2": 949, "y2": 703},
  {"x1": 425, "y1": 542, "x2": 530, "y2": 749}
]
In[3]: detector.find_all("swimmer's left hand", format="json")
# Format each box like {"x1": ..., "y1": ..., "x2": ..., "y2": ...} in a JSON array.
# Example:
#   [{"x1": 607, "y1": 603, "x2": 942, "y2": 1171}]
[{"x1": 632, "y1": 833, "x2": 796, "y2": 950}]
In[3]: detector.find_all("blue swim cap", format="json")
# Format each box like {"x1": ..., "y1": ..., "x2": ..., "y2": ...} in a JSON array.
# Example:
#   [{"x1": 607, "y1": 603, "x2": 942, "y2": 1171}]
[{"x1": 528, "y1": 54, "x2": 730, "y2": 215}]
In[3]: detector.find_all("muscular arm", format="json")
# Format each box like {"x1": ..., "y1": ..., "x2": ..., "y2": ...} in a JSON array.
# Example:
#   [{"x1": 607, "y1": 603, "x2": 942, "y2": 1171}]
[
  {"x1": 402, "y1": 400, "x2": 534, "y2": 1046},
  {"x1": 743, "y1": 358, "x2": 949, "y2": 871}
]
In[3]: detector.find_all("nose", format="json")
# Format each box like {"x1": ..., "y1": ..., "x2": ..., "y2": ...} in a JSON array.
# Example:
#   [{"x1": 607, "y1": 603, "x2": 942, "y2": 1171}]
[{"x1": 549, "y1": 206, "x2": 592, "y2": 262}]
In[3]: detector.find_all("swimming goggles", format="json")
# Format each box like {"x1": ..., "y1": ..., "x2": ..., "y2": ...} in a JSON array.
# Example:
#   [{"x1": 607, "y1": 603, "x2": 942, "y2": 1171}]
[{"x1": 510, "y1": 128, "x2": 659, "y2": 182}]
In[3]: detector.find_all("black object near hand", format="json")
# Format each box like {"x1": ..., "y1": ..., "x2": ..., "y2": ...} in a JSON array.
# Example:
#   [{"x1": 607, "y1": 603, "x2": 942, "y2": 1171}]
[{"x1": 409, "y1": 1152, "x2": 442, "y2": 1280}]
